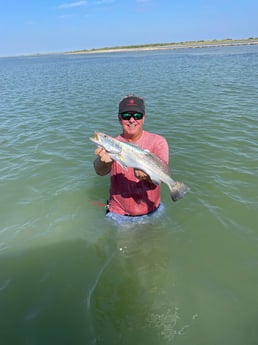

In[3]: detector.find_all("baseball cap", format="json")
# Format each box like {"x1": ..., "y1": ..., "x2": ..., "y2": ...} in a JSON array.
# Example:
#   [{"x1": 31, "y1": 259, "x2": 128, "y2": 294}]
[{"x1": 118, "y1": 95, "x2": 145, "y2": 114}]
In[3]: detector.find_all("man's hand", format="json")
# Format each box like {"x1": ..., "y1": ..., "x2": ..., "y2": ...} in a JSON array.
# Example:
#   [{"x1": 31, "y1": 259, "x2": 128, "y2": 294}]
[
  {"x1": 95, "y1": 147, "x2": 113, "y2": 163},
  {"x1": 94, "y1": 148, "x2": 113, "y2": 176},
  {"x1": 134, "y1": 169, "x2": 152, "y2": 183}
]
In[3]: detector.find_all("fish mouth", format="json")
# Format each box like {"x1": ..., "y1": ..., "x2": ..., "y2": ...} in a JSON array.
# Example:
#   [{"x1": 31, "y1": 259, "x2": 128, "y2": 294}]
[
  {"x1": 89, "y1": 132, "x2": 99, "y2": 143},
  {"x1": 90, "y1": 133, "x2": 99, "y2": 142}
]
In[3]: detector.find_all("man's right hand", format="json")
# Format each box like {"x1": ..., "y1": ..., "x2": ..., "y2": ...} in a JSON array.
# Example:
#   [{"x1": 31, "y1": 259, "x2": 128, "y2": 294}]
[
  {"x1": 95, "y1": 147, "x2": 113, "y2": 163},
  {"x1": 94, "y1": 148, "x2": 113, "y2": 176}
]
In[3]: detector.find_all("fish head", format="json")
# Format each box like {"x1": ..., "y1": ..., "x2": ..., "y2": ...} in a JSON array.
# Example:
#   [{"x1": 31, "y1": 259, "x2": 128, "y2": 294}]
[
  {"x1": 90, "y1": 132, "x2": 121, "y2": 154},
  {"x1": 89, "y1": 132, "x2": 101, "y2": 144}
]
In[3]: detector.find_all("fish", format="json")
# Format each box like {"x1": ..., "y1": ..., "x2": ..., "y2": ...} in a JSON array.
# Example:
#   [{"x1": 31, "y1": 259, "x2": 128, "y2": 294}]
[{"x1": 90, "y1": 132, "x2": 190, "y2": 202}]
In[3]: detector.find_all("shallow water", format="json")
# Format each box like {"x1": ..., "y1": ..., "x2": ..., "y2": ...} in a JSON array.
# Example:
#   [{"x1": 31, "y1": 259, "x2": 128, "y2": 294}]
[{"x1": 0, "y1": 45, "x2": 258, "y2": 344}]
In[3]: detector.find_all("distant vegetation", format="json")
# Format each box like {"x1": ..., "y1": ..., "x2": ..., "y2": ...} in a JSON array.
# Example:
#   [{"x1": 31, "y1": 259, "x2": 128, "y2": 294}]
[{"x1": 66, "y1": 37, "x2": 258, "y2": 54}]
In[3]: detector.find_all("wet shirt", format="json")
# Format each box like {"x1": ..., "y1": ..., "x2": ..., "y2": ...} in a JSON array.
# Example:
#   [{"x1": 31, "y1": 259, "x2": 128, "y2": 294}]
[{"x1": 108, "y1": 131, "x2": 169, "y2": 216}]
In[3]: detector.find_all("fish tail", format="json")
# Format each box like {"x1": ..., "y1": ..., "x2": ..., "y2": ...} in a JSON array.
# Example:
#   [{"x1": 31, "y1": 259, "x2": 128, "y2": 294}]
[{"x1": 169, "y1": 181, "x2": 190, "y2": 202}]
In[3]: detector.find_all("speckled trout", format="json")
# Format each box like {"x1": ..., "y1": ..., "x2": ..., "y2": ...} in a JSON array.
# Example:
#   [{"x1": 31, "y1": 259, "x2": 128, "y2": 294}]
[{"x1": 90, "y1": 132, "x2": 190, "y2": 202}]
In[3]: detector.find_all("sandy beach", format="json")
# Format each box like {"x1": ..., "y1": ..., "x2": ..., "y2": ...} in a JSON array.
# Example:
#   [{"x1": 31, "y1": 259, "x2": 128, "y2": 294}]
[{"x1": 65, "y1": 38, "x2": 258, "y2": 55}]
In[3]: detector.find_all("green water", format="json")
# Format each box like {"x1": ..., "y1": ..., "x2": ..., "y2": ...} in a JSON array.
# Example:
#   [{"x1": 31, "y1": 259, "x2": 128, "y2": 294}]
[{"x1": 0, "y1": 46, "x2": 258, "y2": 344}]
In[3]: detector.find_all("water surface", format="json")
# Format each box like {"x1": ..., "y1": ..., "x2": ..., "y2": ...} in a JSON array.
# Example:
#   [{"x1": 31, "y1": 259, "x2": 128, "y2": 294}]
[{"x1": 0, "y1": 45, "x2": 258, "y2": 345}]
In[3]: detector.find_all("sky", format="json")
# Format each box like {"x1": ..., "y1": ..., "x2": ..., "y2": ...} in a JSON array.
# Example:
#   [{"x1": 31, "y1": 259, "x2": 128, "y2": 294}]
[{"x1": 0, "y1": 0, "x2": 257, "y2": 56}]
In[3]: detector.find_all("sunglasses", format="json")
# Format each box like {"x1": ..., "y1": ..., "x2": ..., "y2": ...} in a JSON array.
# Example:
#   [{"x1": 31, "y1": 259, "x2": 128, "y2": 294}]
[{"x1": 120, "y1": 112, "x2": 144, "y2": 120}]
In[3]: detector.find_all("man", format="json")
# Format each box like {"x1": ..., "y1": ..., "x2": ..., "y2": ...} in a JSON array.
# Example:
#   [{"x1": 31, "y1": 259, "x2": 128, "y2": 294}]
[{"x1": 93, "y1": 94, "x2": 169, "y2": 221}]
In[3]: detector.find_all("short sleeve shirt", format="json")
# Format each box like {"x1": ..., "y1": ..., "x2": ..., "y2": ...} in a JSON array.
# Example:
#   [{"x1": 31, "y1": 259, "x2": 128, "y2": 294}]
[{"x1": 108, "y1": 130, "x2": 169, "y2": 216}]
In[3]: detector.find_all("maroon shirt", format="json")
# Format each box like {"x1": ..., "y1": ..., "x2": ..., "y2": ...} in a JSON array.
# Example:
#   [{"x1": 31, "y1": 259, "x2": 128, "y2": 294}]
[{"x1": 108, "y1": 131, "x2": 169, "y2": 216}]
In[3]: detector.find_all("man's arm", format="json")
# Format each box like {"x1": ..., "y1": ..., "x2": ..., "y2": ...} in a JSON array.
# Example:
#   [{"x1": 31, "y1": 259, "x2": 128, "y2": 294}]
[{"x1": 93, "y1": 148, "x2": 113, "y2": 176}]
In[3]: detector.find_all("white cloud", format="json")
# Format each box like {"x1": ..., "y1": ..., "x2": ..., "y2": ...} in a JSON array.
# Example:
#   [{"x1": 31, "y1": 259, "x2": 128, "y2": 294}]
[
  {"x1": 58, "y1": 0, "x2": 115, "y2": 9},
  {"x1": 91, "y1": 0, "x2": 115, "y2": 4},
  {"x1": 58, "y1": 1, "x2": 88, "y2": 9}
]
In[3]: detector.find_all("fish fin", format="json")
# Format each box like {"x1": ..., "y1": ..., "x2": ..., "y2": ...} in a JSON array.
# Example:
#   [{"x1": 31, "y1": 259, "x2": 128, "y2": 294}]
[
  {"x1": 117, "y1": 161, "x2": 128, "y2": 170},
  {"x1": 170, "y1": 182, "x2": 190, "y2": 202},
  {"x1": 111, "y1": 154, "x2": 128, "y2": 170}
]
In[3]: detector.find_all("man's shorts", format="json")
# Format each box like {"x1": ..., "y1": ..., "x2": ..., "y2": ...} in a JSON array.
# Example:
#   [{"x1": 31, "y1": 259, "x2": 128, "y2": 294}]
[{"x1": 106, "y1": 203, "x2": 165, "y2": 225}]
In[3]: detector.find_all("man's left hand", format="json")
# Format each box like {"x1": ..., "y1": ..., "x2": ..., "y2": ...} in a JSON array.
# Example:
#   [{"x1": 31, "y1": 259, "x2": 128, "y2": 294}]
[{"x1": 134, "y1": 169, "x2": 152, "y2": 183}]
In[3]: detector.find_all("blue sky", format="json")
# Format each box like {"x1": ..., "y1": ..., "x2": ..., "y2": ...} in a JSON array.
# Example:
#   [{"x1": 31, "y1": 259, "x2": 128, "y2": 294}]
[{"x1": 0, "y1": 0, "x2": 257, "y2": 56}]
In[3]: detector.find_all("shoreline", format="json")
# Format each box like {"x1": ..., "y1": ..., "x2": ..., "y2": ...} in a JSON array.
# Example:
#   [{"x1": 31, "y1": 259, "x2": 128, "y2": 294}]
[
  {"x1": 2, "y1": 38, "x2": 257, "y2": 58},
  {"x1": 65, "y1": 38, "x2": 258, "y2": 55}
]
